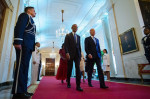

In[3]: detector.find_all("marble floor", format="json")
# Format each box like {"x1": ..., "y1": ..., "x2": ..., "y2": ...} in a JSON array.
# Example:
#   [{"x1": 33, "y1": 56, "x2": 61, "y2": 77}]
[
  {"x1": 0, "y1": 86, "x2": 12, "y2": 99},
  {"x1": 0, "y1": 81, "x2": 39, "y2": 99}
]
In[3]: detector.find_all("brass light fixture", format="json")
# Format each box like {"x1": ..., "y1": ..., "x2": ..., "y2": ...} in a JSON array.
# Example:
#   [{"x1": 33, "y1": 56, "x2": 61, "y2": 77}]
[{"x1": 56, "y1": 10, "x2": 69, "y2": 38}]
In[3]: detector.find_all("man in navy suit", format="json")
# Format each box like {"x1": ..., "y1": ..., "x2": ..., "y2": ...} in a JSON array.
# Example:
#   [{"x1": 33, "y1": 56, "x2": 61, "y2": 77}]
[
  {"x1": 85, "y1": 29, "x2": 108, "y2": 89},
  {"x1": 64, "y1": 24, "x2": 83, "y2": 91},
  {"x1": 12, "y1": 6, "x2": 36, "y2": 99}
]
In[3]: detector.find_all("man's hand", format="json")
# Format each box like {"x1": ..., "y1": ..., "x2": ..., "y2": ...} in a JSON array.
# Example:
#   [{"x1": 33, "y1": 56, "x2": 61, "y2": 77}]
[
  {"x1": 14, "y1": 44, "x2": 22, "y2": 50},
  {"x1": 33, "y1": 61, "x2": 36, "y2": 64},
  {"x1": 88, "y1": 54, "x2": 93, "y2": 59},
  {"x1": 66, "y1": 53, "x2": 70, "y2": 60}
]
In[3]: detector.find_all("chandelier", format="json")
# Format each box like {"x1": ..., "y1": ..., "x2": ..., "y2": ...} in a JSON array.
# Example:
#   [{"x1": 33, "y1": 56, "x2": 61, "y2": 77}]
[
  {"x1": 49, "y1": 42, "x2": 56, "y2": 59},
  {"x1": 56, "y1": 10, "x2": 69, "y2": 38}
]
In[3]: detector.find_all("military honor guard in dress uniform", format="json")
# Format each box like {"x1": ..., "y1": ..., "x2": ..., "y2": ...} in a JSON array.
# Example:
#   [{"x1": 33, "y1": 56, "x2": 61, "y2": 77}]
[
  {"x1": 31, "y1": 42, "x2": 40, "y2": 84},
  {"x1": 142, "y1": 25, "x2": 150, "y2": 64},
  {"x1": 37, "y1": 53, "x2": 42, "y2": 81},
  {"x1": 12, "y1": 7, "x2": 36, "y2": 99}
]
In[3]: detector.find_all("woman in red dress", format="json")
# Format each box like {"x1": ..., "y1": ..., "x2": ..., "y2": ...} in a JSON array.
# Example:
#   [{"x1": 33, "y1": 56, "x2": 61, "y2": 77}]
[{"x1": 56, "y1": 44, "x2": 67, "y2": 83}]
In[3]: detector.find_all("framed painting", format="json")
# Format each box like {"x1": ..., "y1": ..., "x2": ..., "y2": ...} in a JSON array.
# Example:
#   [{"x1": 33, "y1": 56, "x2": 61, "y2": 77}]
[
  {"x1": 119, "y1": 28, "x2": 139, "y2": 55},
  {"x1": 138, "y1": 0, "x2": 150, "y2": 25}
]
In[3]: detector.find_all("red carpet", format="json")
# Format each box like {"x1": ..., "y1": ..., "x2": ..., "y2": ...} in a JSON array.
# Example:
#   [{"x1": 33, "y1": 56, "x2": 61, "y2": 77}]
[{"x1": 32, "y1": 76, "x2": 150, "y2": 99}]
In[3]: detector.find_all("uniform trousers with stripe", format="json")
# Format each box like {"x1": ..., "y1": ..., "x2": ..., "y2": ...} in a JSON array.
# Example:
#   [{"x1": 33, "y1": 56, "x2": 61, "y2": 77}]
[{"x1": 12, "y1": 46, "x2": 32, "y2": 94}]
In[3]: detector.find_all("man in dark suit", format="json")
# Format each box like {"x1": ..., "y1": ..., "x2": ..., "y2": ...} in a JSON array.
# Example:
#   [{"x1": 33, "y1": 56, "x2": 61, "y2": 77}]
[
  {"x1": 85, "y1": 29, "x2": 108, "y2": 89},
  {"x1": 12, "y1": 7, "x2": 36, "y2": 99},
  {"x1": 64, "y1": 24, "x2": 83, "y2": 91}
]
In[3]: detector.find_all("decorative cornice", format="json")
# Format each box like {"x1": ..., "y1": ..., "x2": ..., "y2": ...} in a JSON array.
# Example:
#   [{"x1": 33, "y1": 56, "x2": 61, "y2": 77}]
[{"x1": 3, "y1": 0, "x2": 14, "y2": 12}]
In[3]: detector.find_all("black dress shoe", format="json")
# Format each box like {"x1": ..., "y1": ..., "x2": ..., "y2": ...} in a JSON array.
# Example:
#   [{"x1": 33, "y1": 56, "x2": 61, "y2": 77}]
[
  {"x1": 67, "y1": 84, "x2": 71, "y2": 88},
  {"x1": 26, "y1": 92, "x2": 34, "y2": 96},
  {"x1": 12, "y1": 93, "x2": 31, "y2": 99},
  {"x1": 76, "y1": 87, "x2": 83, "y2": 91},
  {"x1": 88, "y1": 83, "x2": 93, "y2": 87},
  {"x1": 100, "y1": 86, "x2": 109, "y2": 89}
]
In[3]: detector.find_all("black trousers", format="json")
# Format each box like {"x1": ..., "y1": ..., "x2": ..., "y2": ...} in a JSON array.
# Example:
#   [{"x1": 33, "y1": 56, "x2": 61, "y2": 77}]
[
  {"x1": 87, "y1": 56, "x2": 105, "y2": 87},
  {"x1": 67, "y1": 54, "x2": 81, "y2": 87},
  {"x1": 145, "y1": 53, "x2": 150, "y2": 64},
  {"x1": 37, "y1": 63, "x2": 41, "y2": 81},
  {"x1": 12, "y1": 46, "x2": 32, "y2": 94}
]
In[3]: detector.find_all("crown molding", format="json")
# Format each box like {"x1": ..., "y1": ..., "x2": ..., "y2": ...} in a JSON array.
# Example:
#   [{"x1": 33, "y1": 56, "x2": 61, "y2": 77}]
[{"x1": 3, "y1": 0, "x2": 14, "y2": 12}]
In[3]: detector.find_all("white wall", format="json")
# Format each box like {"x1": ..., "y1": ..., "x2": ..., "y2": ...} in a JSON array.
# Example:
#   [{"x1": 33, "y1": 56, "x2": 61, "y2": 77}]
[
  {"x1": 101, "y1": 17, "x2": 116, "y2": 77},
  {"x1": 0, "y1": 0, "x2": 25, "y2": 83},
  {"x1": 108, "y1": 0, "x2": 149, "y2": 78}
]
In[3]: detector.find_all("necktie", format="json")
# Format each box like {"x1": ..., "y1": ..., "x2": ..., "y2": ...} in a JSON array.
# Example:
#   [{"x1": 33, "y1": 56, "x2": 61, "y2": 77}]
[
  {"x1": 74, "y1": 33, "x2": 77, "y2": 43},
  {"x1": 93, "y1": 37, "x2": 96, "y2": 44}
]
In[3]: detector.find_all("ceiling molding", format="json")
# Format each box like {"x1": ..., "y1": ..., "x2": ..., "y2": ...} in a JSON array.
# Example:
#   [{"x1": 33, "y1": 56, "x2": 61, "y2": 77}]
[
  {"x1": 3, "y1": 0, "x2": 14, "y2": 12},
  {"x1": 28, "y1": 0, "x2": 108, "y2": 49},
  {"x1": 79, "y1": 0, "x2": 110, "y2": 37}
]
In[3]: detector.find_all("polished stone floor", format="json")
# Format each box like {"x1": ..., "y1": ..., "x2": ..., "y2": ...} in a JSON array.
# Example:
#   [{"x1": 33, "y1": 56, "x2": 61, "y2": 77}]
[
  {"x1": 0, "y1": 81, "x2": 39, "y2": 99},
  {"x1": 0, "y1": 86, "x2": 12, "y2": 99}
]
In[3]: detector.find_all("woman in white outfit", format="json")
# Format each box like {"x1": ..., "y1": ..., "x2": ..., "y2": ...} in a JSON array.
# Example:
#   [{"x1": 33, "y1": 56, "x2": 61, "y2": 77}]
[
  {"x1": 102, "y1": 49, "x2": 110, "y2": 81},
  {"x1": 31, "y1": 42, "x2": 40, "y2": 84},
  {"x1": 80, "y1": 52, "x2": 85, "y2": 82}
]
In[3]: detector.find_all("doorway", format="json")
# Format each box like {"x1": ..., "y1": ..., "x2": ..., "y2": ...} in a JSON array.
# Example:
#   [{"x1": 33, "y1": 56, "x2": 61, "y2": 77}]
[{"x1": 45, "y1": 58, "x2": 55, "y2": 76}]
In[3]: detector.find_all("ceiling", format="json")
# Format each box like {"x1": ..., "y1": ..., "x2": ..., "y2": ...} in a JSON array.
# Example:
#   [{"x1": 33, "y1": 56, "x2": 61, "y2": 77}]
[{"x1": 26, "y1": 0, "x2": 107, "y2": 50}]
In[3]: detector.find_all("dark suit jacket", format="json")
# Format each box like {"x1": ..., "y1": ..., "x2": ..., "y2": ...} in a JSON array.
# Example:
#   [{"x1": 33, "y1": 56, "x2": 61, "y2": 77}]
[
  {"x1": 85, "y1": 36, "x2": 101, "y2": 59},
  {"x1": 64, "y1": 32, "x2": 81, "y2": 60}
]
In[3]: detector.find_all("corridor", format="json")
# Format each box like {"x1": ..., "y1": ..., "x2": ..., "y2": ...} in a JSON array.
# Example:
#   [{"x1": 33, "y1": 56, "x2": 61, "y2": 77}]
[{"x1": 0, "y1": 0, "x2": 150, "y2": 99}]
